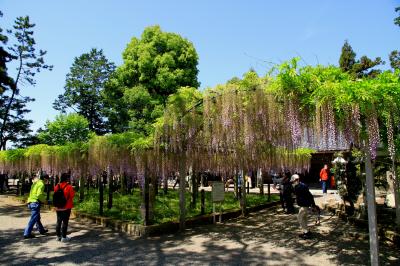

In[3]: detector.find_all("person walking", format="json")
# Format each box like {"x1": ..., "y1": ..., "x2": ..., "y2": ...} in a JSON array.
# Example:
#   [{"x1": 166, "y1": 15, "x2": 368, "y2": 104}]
[
  {"x1": 272, "y1": 173, "x2": 285, "y2": 211},
  {"x1": 23, "y1": 173, "x2": 49, "y2": 239},
  {"x1": 282, "y1": 173, "x2": 295, "y2": 214},
  {"x1": 291, "y1": 174, "x2": 316, "y2": 239},
  {"x1": 0, "y1": 173, "x2": 5, "y2": 193},
  {"x1": 54, "y1": 173, "x2": 75, "y2": 242},
  {"x1": 319, "y1": 164, "x2": 329, "y2": 197}
]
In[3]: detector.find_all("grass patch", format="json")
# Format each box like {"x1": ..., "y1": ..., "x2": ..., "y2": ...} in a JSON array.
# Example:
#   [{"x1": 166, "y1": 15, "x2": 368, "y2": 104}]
[
  {"x1": 12, "y1": 187, "x2": 278, "y2": 224},
  {"x1": 74, "y1": 188, "x2": 278, "y2": 224}
]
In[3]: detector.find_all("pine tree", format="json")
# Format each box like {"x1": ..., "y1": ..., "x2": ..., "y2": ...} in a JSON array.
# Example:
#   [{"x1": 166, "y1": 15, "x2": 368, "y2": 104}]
[
  {"x1": 339, "y1": 40, "x2": 356, "y2": 72},
  {"x1": 0, "y1": 11, "x2": 15, "y2": 96},
  {"x1": 54, "y1": 48, "x2": 115, "y2": 134},
  {"x1": 339, "y1": 40, "x2": 383, "y2": 78},
  {"x1": 395, "y1": 7, "x2": 400, "y2": 27},
  {"x1": 0, "y1": 13, "x2": 52, "y2": 149},
  {"x1": 390, "y1": 8, "x2": 400, "y2": 70}
]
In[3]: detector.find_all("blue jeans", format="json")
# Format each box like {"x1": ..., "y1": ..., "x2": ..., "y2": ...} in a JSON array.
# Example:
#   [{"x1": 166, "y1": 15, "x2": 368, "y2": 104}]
[
  {"x1": 24, "y1": 202, "x2": 45, "y2": 236},
  {"x1": 321, "y1": 181, "x2": 328, "y2": 194}
]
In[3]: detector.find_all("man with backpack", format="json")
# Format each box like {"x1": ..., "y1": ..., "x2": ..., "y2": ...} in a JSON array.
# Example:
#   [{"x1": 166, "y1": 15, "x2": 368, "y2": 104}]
[{"x1": 54, "y1": 173, "x2": 75, "y2": 242}]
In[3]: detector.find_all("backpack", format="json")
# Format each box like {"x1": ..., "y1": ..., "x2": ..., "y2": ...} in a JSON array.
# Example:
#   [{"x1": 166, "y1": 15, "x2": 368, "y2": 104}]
[{"x1": 53, "y1": 184, "x2": 67, "y2": 208}]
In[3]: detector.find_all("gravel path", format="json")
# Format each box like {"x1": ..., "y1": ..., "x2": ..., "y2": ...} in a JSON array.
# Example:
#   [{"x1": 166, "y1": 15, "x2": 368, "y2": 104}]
[{"x1": 0, "y1": 195, "x2": 399, "y2": 266}]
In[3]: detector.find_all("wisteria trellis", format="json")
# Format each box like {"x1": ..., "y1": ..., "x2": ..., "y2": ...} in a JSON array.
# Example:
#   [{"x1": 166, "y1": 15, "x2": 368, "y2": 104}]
[{"x1": 1, "y1": 61, "x2": 399, "y2": 187}]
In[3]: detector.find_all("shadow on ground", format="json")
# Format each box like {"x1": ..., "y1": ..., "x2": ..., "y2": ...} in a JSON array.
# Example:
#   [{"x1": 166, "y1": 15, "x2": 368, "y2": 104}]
[
  {"x1": 202, "y1": 207, "x2": 400, "y2": 265},
  {"x1": 0, "y1": 202, "x2": 30, "y2": 218},
  {"x1": 0, "y1": 200, "x2": 399, "y2": 265}
]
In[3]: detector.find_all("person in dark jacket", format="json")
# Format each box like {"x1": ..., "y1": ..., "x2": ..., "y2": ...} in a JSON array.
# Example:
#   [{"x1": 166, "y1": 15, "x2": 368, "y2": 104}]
[
  {"x1": 282, "y1": 173, "x2": 295, "y2": 214},
  {"x1": 54, "y1": 173, "x2": 75, "y2": 242},
  {"x1": 272, "y1": 173, "x2": 284, "y2": 211},
  {"x1": 0, "y1": 173, "x2": 5, "y2": 193},
  {"x1": 291, "y1": 174, "x2": 315, "y2": 239}
]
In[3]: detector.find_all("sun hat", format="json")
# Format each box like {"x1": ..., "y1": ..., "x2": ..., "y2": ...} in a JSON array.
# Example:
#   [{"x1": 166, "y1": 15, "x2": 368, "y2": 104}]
[{"x1": 290, "y1": 174, "x2": 300, "y2": 182}]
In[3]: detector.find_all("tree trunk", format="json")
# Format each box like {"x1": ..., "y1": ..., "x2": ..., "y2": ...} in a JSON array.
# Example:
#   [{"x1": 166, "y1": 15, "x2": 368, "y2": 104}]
[
  {"x1": 163, "y1": 173, "x2": 168, "y2": 194},
  {"x1": 121, "y1": 173, "x2": 127, "y2": 195},
  {"x1": 0, "y1": 140, "x2": 6, "y2": 151},
  {"x1": 0, "y1": 56, "x2": 21, "y2": 151},
  {"x1": 154, "y1": 176, "x2": 159, "y2": 196}
]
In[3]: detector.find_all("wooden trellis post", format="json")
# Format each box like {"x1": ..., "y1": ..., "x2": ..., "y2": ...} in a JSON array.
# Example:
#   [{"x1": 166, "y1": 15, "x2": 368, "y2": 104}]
[
  {"x1": 79, "y1": 175, "x2": 85, "y2": 202},
  {"x1": 99, "y1": 175, "x2": 103, "y2": 216},
  {"x1": 257, "y1": 168, "x2": 264, "y2": 196},
  {"x1": 107, "y1": 165, "x2": 112, "y2": 209},
  {"x1": 179, "y1": 154, "x2": 186, "y2": 231},
  {"x1": 365, "y1": 149, "x2": 379, "y2": 266}
]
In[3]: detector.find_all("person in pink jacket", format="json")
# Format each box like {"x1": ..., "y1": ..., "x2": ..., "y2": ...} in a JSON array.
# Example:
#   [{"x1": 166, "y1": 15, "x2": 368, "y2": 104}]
[{"x1": 54, "y1": 173, "x2": 75, "y2": 242}]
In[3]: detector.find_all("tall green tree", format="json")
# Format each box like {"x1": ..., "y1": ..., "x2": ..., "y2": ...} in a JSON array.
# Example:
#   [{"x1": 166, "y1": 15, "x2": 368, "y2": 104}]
[
  {"x1": 389, "y1": 50, "x2": 400, "y2": 70},
  {"x1": 339, "y1": 40, "x2": 356, "y2": 72},
  {"x1": 38, "y1": 113, "x2": 91, "y2": 145},
  {"x1": 0, "y1": 13, "x2": 52, "y2": 150},
  {"x1": 395, "y1": 6, "x2": 400, "y2": 27},
  {"x1": 122, "y1": 85, "x2": 163, "y2": 135},
  {"x1": 0, "y1": 11, "x2": 14, "y2": 95},
  {"x1": 54, "y1": 48, "x2": 115, "y2": 135},
  {"x1": 339, "y1": 40, "x2": 383, "y2": 78},
  {"x1": 103, "y1": 25, "x2": 199, "y2": 134},
  {"x1": 390, "y1": 7, "x2": 400, "y2": 71}
]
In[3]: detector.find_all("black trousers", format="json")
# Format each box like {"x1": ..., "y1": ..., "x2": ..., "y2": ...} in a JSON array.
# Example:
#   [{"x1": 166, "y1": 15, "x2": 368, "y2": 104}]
[
  {"x1": 56, "y1": 209, "x2": 71, "y2": 238},
  {"x1": 0, "y1": 178, "x2": 4, "y2": 193}
]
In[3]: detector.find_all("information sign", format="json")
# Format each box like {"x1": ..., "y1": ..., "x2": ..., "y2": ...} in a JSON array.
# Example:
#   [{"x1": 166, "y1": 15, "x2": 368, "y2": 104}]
[{"x1": 212, "y1": 181, "x2": 224, "y2": 202}]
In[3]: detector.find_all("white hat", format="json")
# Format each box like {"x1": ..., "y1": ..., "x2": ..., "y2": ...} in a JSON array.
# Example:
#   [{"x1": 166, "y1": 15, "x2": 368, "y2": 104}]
[{"x1": 290, "y1": 174, "x2": 300, "y2": 182}]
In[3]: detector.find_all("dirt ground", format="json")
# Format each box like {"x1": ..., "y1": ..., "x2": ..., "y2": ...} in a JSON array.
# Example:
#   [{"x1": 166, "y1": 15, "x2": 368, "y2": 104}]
[{"x1": 0, "y1": 195, "x2": 399, "y2": 266}]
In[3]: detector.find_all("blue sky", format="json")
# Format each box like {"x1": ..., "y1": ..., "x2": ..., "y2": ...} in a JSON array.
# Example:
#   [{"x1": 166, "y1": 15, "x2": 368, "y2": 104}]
[{"x1": 1, "y1": 0, "x2": 400, "y2": 132}]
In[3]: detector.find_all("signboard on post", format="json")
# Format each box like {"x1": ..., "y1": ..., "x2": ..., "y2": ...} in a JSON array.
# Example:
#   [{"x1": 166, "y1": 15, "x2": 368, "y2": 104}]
[
  {"x1": 212, "y1": 181, "x2": 224, "y2": 223},
  {"x1": 212, "y1": 181, "x2": 224, "y2": 202}
]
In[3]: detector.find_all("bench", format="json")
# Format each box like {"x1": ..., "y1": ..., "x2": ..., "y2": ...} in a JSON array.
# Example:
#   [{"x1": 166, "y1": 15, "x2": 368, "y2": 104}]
[{"x1": 7, "y1": 179, "x2": 20, "y2": 190}]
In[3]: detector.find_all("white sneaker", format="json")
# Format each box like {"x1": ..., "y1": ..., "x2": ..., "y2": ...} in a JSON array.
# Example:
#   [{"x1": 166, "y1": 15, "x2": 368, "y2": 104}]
[{"x1": 61, "y1": 237, "x2": 71, "y2": 242}]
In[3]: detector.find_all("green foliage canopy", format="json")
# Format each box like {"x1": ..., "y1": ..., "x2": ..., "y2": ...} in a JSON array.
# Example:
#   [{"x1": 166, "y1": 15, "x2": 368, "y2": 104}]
[
  {"x1": 103, "y1": 25, "x2": 199, "y2": 134},
  {"x1": 38, "y1": 113, "x2": 92, "y2": 146}
]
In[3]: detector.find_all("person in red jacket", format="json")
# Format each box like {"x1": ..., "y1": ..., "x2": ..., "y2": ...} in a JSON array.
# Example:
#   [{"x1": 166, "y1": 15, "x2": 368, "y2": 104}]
[
  {"x1": 319, "y1": 164, "x2": 329, "y2": 196},
  {"x1": 54, "y1": 173, "x2": 75, "y2": 242}
]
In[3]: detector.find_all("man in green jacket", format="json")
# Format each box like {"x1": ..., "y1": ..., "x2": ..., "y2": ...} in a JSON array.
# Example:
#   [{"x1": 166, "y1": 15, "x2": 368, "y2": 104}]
[{"x1": 23, "y1": 173, "x2": 49, "y2": 239}]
